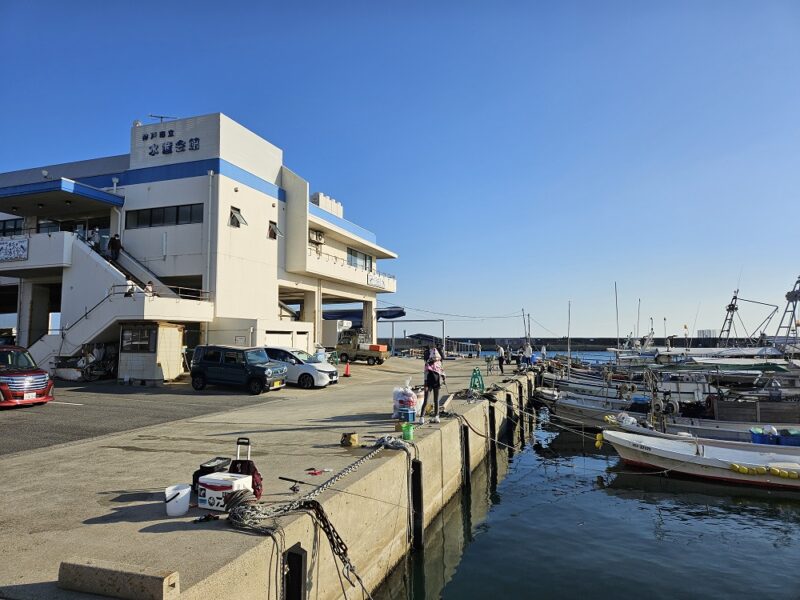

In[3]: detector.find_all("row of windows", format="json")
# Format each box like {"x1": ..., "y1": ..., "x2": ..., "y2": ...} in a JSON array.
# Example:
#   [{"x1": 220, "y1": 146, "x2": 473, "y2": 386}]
[
  {"x1": 347, "y1": 248, "x2": 373, "y2": 271},
  {"x1": 125, "y1": 204, "x2": 203, "y2": 229},
  {"x1": 0, "y1": 218, "x2": 23, "y2": 237}
]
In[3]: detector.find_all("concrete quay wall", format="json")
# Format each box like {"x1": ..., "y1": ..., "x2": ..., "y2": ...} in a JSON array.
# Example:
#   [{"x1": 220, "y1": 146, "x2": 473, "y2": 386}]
[{"x1": 182, "y1": 375, "x2": 530, "y2": 600}]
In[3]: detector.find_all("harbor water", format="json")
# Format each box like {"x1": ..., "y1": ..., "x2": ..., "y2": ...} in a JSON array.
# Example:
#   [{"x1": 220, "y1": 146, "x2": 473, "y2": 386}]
[{"x1": 375, "y1": 411, "x2": 800, "y2": 599}]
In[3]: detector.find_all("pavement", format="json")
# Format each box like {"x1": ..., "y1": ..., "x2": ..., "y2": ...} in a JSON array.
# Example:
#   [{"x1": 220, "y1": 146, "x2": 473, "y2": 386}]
[
  {"x1": 0, "y1": 381, "x2": 286, "y2": 456},
  {"x1": 0, "y1": 356, "x2": 507, "y2": 599}
]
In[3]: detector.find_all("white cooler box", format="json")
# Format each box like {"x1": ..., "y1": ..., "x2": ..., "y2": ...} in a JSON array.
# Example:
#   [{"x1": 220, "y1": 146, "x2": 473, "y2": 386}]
[{"x1": 197, "y1": 472, "x2": 253, "y2": 512}]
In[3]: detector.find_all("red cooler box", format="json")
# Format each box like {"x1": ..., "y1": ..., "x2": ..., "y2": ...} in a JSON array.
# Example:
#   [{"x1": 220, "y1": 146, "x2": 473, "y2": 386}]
[{"x1": 197, "y1": 472, "x2": 253, "y2": 512}]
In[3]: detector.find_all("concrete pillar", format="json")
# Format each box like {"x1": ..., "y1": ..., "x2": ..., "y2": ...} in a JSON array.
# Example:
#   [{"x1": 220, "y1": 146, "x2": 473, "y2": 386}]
[
  {"x1": 362, "y1": 299, "x2": 376, "y2": 344},
  {"x1": 17, "y1": 282, "x2": 50, "y2": 347},
  {"x1": 300, "y1": 289, "x2": 321, "y2": 346}
]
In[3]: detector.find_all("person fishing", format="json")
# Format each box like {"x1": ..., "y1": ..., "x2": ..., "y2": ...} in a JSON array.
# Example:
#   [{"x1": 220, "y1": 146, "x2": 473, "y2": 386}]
[{"x1": 420, "y1": 346, "x2": 445, "y2": 425}]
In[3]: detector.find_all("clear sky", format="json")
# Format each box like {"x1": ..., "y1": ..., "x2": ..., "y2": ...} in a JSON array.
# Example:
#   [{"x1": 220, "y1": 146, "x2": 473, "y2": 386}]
[{"x1": 1, "y1": 1, "x2": 798, "y2": 339}]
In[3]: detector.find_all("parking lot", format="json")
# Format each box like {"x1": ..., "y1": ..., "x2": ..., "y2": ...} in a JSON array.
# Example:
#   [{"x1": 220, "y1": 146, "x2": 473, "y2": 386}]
[{"x1": 0, "y1": 380, "x2": 288, "y2": 456}]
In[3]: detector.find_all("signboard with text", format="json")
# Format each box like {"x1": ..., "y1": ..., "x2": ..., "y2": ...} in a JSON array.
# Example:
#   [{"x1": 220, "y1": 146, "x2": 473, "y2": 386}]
[
  {"x1": 130, "y1": 114, "x2": 221, "y2": 169},
  {"x1": 0, "y1": 239, "x2": 28, "y2": 262}
]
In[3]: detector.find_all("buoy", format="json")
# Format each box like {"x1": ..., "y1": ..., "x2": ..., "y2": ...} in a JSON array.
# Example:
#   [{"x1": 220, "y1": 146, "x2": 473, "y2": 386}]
[
  {"x1": 594, "y1": 440, "x2": 602, "y2": 449},
  {"x1": 779, "y1": 470, "x2": 789, "y2": 478},
  {"x1": 737, "y1": 466, "x2": 749, "y2": 474},
  {"x1": 790, "y1": 472, "x2": 799, "y2": 480},
  {"x1": 595, "y1": 433, "x2": 603, "y2": 442},
  {"x1": 343, "y1": 361, "x2": 351, "y2": 377},
  {"x1": 755, "y1": 466, "x2": 767, "y2": 475},
  {"x1": 770, "y1": 467, "x2": 781, "y2": 476},
  {"x1": 730, "y1": 463, "x2": 740, "y2": 472}
]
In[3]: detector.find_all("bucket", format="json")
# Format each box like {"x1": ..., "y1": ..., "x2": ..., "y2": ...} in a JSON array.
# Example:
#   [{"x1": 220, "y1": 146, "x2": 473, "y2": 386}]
[
  {"x1": 402, "y1": 423, "x2": 414, "y2": 441},
  {"x1": 399, "y1": 408, "x2": 416, "y2": 423},
  {"x1": 165, "y1": 484, "x2": 191, "y2": 516}
]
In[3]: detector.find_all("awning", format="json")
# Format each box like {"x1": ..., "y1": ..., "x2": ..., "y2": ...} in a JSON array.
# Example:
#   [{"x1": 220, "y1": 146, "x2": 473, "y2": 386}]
[
  {"x1": 0, "y1": 178, "x2": 123, "y2": 219},
  {"x1": 322, "y1": 306, "x2": 406, "y2": 328}
]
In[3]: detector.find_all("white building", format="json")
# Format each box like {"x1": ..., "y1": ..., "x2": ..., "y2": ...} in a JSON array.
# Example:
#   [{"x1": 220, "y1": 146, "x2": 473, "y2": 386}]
[{"x1": 0, "y1": 113, "x2": 397, "y2": 381}]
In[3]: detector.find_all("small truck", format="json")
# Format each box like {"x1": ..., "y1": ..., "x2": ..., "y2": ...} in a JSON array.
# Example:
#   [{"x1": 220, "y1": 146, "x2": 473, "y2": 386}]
[{"x1": 335, "y1": 329, "x2": 390, "y2": 365}]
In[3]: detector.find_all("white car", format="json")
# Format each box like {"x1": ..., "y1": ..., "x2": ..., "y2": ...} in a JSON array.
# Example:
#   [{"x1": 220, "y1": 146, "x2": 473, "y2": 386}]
[{"x1": 264, "y1": 347, "x2": 339, "y2": 389}]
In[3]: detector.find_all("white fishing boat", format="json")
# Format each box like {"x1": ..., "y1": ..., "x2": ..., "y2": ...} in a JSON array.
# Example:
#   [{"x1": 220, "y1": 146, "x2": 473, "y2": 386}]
[{"x1": 602, "y1": 430, "x2": 800, "y2": 490}]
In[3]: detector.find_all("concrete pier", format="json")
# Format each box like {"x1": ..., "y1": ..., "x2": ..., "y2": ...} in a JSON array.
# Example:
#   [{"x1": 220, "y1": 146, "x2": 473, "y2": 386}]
[{"x1": 0, "y1": 359, "x2": 535, "y2": 599}]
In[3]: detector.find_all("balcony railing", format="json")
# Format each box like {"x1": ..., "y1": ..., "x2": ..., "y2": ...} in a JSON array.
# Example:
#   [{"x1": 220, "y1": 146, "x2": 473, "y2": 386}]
[{"x1": 307, "y1": 246, "x2": 395, "y2": 281}]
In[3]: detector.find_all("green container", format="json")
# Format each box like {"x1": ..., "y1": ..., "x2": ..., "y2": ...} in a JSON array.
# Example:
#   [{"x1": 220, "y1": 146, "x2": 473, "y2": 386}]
[{"x1": 402, "y1": 422, "x2": 414, "y2": 441}]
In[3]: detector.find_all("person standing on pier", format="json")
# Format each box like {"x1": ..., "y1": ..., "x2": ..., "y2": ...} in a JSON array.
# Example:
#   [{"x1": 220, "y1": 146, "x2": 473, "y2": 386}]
[
  {"x1": 497, "y1": 344, "x2": 505, "y2": 374},
  {"x1": 476, "y1": 342, "x2": 481, "y2": 358},
  {"x1": 420, "y1": 347, "x2": 445, "y2": 424},
  {"x1": 524, "y1": 342, "x2": 533, "y2": 366}
]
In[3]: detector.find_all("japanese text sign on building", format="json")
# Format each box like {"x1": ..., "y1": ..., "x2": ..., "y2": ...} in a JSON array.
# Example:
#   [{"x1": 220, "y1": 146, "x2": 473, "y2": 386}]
[{"x1": 140, "y1": 129, "x2": 200, "y2": 157}]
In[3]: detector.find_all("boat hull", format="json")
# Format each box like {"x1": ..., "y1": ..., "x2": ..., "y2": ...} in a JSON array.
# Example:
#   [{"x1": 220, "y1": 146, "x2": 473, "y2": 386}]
[{"x1": 604, "y1": 430, "x2": 800, "y2": 490}]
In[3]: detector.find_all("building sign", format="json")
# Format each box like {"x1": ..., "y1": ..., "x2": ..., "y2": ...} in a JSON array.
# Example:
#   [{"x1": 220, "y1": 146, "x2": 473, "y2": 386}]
[
  {"x1": 130, "y1": 115, "x2": 220, "y2": 169},
  {"x1": 367, "y1": 272, "x2": 385, "y2": 289},
  {"x1": 139, "y1": 128, "x2": 200, "y2": 157},
  {"x1": 0, "y1": 239, "x2": 28, "y2": 262}
]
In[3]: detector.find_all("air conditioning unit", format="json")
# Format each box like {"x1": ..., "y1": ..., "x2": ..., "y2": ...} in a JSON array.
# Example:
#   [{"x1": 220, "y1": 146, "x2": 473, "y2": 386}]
[
  {"x1": 309, "y1": 230, "x2": 325, "y2": 244},
  {"x1": 316, "y1": 231, "x2": 325, "y2": 245}
]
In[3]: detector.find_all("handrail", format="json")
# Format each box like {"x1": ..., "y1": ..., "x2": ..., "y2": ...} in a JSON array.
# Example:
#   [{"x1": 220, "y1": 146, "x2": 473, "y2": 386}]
[
  {"x1": 306, "y1": 246, "x2": 396, "y2": 280},
  {"x1": 76, "y1": 234, "x2": 211, "y2": 300}
]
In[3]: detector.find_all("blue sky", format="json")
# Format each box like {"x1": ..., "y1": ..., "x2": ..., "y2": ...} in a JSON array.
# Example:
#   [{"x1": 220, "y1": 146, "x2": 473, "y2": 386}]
[{"x1": 1, "y1": 1, "x2": 798, "y2": 339}]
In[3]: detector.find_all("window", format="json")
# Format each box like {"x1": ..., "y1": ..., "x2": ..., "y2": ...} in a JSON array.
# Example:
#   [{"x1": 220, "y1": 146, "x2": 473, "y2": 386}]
[
  {"x1": 223, "y1": 351, "x2": 244, "y2": 365},
  {"x1": 347, "y1": 248, "x2": 374, "y2": 271},
  {"x1": 177, "y1": 205, "x2": 191, "y2": 225},
  {"x1": 202, "y1": 348, "x2": 221, "y2": 363},
  {"x1": 268, "y1": 221, "x2": 278, "y2": 240},
  {"x1": 120, "y1": 326, "x2": 157, "y2": 353},
  {"x1": 0, "y1": 218, "x2": 23, "y2": 236},
  {"x1": 125, "y1": 204, "x2": 203, "y2": 230},
  {"x1": 229, "y1": 207, "x2": 247, "y2": 228},
  {"x1": 190, "y1": 204, "x2": 203, "y2": 224},
  {"x1": 150, "y1": 207, "x2": 164, "y2": 227},
  {"x1": 163, "y1": 206, "x2": 177, "y2": 226}
]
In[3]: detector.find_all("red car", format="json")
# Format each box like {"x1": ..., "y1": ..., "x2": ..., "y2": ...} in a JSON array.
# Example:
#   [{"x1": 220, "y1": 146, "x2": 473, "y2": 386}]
[{"x1": 0, "y1": 346, "x2": 54, "y2": 407}]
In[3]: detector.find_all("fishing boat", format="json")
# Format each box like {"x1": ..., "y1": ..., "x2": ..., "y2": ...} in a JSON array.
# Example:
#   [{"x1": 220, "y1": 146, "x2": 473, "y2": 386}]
[
  {"x1": 602, "y1": 429, "x2": 800, "y2": 490},
  {"x1": 553, "y1": 392, "x2": 649, "y2": 429}
]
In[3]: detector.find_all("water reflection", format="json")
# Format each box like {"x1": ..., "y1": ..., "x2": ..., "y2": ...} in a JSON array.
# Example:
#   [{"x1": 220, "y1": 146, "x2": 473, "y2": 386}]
[
  {"x1": 375, "y1": 459, "x2": 494, "y2": 600},
  {"x1": 377, "y1": 412, "x2": 800, "y2": 600}
]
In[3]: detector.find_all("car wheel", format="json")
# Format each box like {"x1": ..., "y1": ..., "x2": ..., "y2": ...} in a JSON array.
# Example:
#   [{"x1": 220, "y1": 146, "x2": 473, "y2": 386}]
[
  {"x1": 376, "y1": 358, "x2": 385, "y2": 365},
  {"x1": 298, "y1": 374, "x2": 315, "y2": 389},
  {"x1": 191, "y1": 374, "x2": 207, "y2": 390},
  {"x1": 367, "y1": 357, "x2": 376, "y2": 366},
  {"x1": 248, "y1": 378, "x2": 265, "y2": 395},
  {"x1": 339, "y1": 353, "x2": 349, "y2": 364}
]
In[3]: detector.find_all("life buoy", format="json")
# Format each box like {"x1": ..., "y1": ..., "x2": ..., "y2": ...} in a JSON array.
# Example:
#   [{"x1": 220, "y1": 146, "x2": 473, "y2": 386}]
[{"x1": 652, "y1": 399, "x2": 664, "y2": 414}]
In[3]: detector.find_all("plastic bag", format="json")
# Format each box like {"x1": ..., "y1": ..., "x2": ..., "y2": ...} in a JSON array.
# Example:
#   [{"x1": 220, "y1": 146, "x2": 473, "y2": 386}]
[{"x1": 392, "y1": 378, "x2": 417, "y2": 418}]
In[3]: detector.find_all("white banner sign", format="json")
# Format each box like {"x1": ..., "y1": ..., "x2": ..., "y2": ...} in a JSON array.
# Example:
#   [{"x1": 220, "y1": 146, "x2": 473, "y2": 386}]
[
  {"x1": 367, "y1": 272, "x2": 386, "y2": 289},
  {"x1": 0, "y1": 239, "x2": 28, "y2": 262}
]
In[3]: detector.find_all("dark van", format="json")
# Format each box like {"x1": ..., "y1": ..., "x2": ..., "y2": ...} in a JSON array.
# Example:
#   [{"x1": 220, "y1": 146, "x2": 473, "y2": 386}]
[{"x1": 190, "y1": 345, "x2": 287, "y2": 395}]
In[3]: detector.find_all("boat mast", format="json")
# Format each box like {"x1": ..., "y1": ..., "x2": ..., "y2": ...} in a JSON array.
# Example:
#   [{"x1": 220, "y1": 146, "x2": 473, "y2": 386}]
[
  {"x1": 615, "y1": 282, "x2": 620, "y2": 354},
  {"x1": 719, "y1": 289, "x2": 739, "y2": 348},
  {"x1": 567, "y1": 300, "x2": 572, "y2": 380},
  {"x1": 774, "y1": 275, "x2": 800, "y2": 351},
  {"x1": 636, "y1": 298, "x2": 641, "y2": 341}
]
